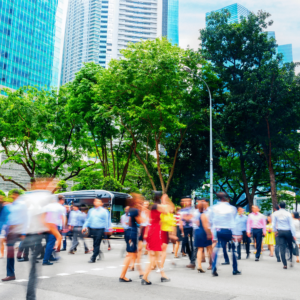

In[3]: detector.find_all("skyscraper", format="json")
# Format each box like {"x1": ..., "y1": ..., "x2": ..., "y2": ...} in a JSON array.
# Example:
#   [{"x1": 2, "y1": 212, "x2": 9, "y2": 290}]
[
  {"x1": 61, "y1": 0, "x2": 179, "y2": 85},
  {"x1": 267, "y1": 32, "x2": 293, "y2": 64},
  {"x1": 162, "y1": 0, "x2": 179, "y2": 45},
  {"x1": 278, "y1": 44, "x2": 293, "y2": 64},
  {"x1": 206, "y1": 3, "x2": 250, "y2": 24},
  {"x1": 0, "y1": 0, "x2": 64, "y2": 91}
]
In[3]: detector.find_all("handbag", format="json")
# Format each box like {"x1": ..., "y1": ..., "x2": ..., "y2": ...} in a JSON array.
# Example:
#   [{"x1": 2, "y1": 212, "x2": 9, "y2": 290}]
[{"x1": 292, "y1": 240, "x2": 299, "y2": 256}]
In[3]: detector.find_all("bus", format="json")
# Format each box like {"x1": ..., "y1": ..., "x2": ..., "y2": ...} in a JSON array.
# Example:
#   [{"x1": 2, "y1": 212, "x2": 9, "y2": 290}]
[{"x1": 57, "y1": 190, "x2": 131, "y2": 236}]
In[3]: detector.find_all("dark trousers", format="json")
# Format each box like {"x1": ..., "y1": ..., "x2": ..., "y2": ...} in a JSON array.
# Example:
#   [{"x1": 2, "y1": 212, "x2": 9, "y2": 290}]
[
  {"x1": 17, "y1": 240, "x2": 33, "y2": 259},
  {"x1": 278, "y1": 230, "x2": 293, "y2": 266},
  {"x1": 212, "y1": 229, "x2": 237, "y2": 272},
  {"x1": 275, "y1": 236, "x2": 280, "y2": 261},
  {"x1": 43, "y1": 234, "x2": 56, "y2": 263},
  {"x1": 182, "y1": 227, "x2": 194, "y2": 264},
  {"x1": 90, "y1": 228, "x2": 105, "y2": 261},
  {"x1": 6, "y1": 232, "x2": 19, "y2": 277},
  {"x1": 252, "y1": 228, "x2": 263, "y2": 259},
  {"x1": 22, "y1": 234, "x2": 43, "y2": 300},
  {"x1": 70, "y1": 227, "x2": 88, "y2": 252},
  {"x1": 237, "y1": 231, "x2": 250, "y2": 257}
]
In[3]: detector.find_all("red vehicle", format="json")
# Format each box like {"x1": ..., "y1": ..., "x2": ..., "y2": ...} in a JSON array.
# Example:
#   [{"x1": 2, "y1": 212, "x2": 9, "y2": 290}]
[{"x1": 57, "y1": 190, "x2": 131, "y2": 236}]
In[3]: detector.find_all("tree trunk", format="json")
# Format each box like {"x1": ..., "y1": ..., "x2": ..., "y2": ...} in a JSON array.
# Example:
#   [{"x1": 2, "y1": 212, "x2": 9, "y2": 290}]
[
  {"x1": 155, "y1": 137, "x2": 166, "y2": 193},
  {"x1": 110, "y1": 137, "x2": 116, "y2": 178},
  {"x1": 239, "y1": 153, "x2": 253, "y2": 211}
]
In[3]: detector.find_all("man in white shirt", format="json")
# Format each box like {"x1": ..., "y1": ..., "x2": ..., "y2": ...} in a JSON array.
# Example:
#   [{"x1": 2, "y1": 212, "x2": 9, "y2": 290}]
[{"x1": 272, "y1": 202, "x2": 296, "y2": 269}]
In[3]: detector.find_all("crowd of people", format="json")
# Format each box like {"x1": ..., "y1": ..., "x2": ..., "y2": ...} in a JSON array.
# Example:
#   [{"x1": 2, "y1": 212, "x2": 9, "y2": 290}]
[{"x1": 0, "y1": 184, "x2": 300, "y2": 299}]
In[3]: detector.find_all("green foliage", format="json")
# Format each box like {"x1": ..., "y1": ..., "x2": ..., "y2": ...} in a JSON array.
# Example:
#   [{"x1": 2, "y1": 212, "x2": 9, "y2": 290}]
[
  {"x1": 8, "y1": 188, "x2": 25, "y2": 196},
  {"x1": 54, "y1": 180, "x2": 68, "y2": 194},
  {"x1": 0, "y1": 190, "x2": 5, "y2": 197}
]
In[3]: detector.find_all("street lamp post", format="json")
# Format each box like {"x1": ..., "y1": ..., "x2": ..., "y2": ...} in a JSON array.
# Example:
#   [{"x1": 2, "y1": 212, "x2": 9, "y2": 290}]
[{"x1": 183, "y1": 66, "x2": 214, "y2": 206}]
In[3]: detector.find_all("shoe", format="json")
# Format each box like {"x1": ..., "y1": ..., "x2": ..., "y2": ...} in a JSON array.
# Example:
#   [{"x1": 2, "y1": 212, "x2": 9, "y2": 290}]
[
  {"x1": 174, "y1": 255, "x2": 180, "y2": 259},
  {"x1": 246, "y1": 254, "x2": 250, "y2": 259},
  {"x1": 186, "y1": 264, "x2": 195, "y2": 269},
  {"x1": 283, "y1": 266, "x2": 287, "y2": 269},
  {"x1": 237, "y1": 256, "x2": 241, "y2": 260},
  {"x1": 212, "y1": 271, "x2": 218, "y2": 277},
  {"x1": 42, "y1": 262, "x2": 53, "y2": 266},
  {"x1": 2, "y1": 276, "x2": 16, "y2": 282},
  {"x1": 161, "y1": 277, "x2": 170, "y2": 282},
  {"x1": 17, "y1": 258, "x2": 29, "y2": 262},
  {"x1": 233, "y1": 270, "x2": 242, "y2": 275},
  {"x1": 139, "y1": 275, "x2": 144, "y2": 279},
  {"x1": 85, "y1": 250, "x2": 90, "y2": 254},
  {"x1": 255, "y1": 258, "x2": 259, "y2": 262},
  {"x1": 88, "y1": 260, "x2": 96, "y2": 263},
  {"x1": 68, "y1": 251, "x2": 75, "y2": 254},
  {"x1": 141, "y1": 279, "x2": 152, "y2": 285},
  {"x1": 49, "y1": 257, "x2": 59, "y2": 262},
  {"x1": 221, "y1": 262, "x2": 230, "y2": 265},
  {"x1": 108, "y1": 247, "x2": 111, "y2": 251},
  {"x1": 197, "y1": 268, "x2": 206, "y2": 273},
  {"x1": 277, "y1": 259, "x2": 281, "y2": 263},
  {"x1": 60, "y1": 248, "x2": 66, "y2": 251},
  {"x1": 182, "y1": 253, "x2": 187, "y2": 257},
  {"x1": 119, "y1": 278, "x2": 132, "y2": 282},
  {"x1": 207, "y1": 266, "x2": 212, "y2": 270}
]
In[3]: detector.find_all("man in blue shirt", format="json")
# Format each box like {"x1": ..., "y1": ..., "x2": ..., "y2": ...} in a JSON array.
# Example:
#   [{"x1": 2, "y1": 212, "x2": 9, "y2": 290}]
[
  {"x1": 235, "y1": 207, "x2": 250, "y2": 260},
  {"x1": 82, "y1": 198, "x2": 109, "y2": 263},
  {"x1": 69, "y1": 205, "x2": 89, "y2": 254}
]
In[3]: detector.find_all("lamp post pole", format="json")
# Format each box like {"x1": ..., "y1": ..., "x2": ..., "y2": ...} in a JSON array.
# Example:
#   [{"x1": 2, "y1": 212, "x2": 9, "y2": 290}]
[{"x1": 183, "y1": 66, "x2": 214, "y2": 206}]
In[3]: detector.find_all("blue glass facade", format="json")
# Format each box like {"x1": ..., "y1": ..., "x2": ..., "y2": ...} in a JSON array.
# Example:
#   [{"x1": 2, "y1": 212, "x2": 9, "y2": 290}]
[
  {"x1": 0, "y1": 0, "x2": 61, "y2": 90},
  {"x1": 162, "y1": 0, "x2": 179, "y2": 45},
  {"x1": 278, "y1": 44, "x2": 293, "y2": 64},
  {"x1": 206, "y1": 3, "x2": 250, "y2": 24}
]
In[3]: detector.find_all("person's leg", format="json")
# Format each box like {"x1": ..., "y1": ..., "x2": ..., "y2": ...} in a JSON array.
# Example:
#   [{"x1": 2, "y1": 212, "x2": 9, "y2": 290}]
[
  {"x1": 278, "y1": 231, "x2": 287, "y2": 267},
  {"x1": 221, "y1": 239, "x2": 229, "y2": 263},
  {"x1": 183, "y1": 228, "x2": 191, "y2": 259},
  {"x1": 231, "y1": 239, "x2": 238, "y2": 272},
  {"x1": 174, "y1": 241, "x2": 180, "y2": 257},
  {"x1": 237, "y1": 241, "x2": 241, "y2": 259},
  {"x1": 270, "y1": 245, "x2": 274, "y2": 256},
  {"x1": 70, "y1": 227, "x2": 79, "y2": 252},
  {"x1": 43, "y1": 234, "x2": 56, "y2": 264},
  {"x1": 143, "y1": 251, "x2": 155, "y2": 282},
  {"x1": 6, "y1": 234, "x2": 17, "y2": 277},
  {"x1": 26, "y1": 234, "x2": 42, "y2": 300},
  {"x1": 212, "y1": 233, "x2": 222, "y2": 273},
  {"x1": 275, "y1": 236, "x2": 281, "y2": 262},
  {"x1": 244, "y1": 231, "x2": 250, "y2": 256},
  {"x1": 160, "y1": 243, "x2": 168, "y2": 269},
  {"x1": 136, "y1": 241, "x2": 144, "y2": 275},
  {"x1": 287, "y1": 232, "x2": 293, "y2": 263},
  {"x1": 120, "y1": 253, "x2": 136, "y2": 280},
  {"x1": 255, "y1": 230, "x2": 262, "y2": 259},
  {"x1": 17, "y1": 240, "x2": 25, "y2": 259},
  {"x1": 197, "y1": 247, "x2": 203, "y2": 270},
  {"x1": 188, "y1": 228, "x2": 195, "y2": 264},
  {"x1": 0, "y1": 238, "x2": 4, "y2": 258},
  {"x1": 91, "y1": 229, "x2": 104, "y2": 261}
]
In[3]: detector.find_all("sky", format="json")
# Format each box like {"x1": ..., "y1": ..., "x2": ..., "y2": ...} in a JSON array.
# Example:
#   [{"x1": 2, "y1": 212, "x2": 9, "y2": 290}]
[{"x1": 179, "y1": 0, "x2": 300, "y2": 72}]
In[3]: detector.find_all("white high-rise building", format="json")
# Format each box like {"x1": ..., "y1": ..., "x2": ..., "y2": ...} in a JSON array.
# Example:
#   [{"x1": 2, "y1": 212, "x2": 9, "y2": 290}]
[{"x1": 61, "y1": 0, "x2": 179, "y2": 85}]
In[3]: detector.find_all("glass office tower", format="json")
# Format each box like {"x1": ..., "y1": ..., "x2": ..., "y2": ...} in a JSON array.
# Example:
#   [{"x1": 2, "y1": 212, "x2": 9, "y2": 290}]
[
  {"x1": 206, "y1": 3, "x2": 250, "y2": 24},
  {"x1": 162, "y1": 0, "x2": 179, "y2": 45},
  {"x1": 0, "y1": 0, "x2": 63, "y2": 90},
  {"x1": 278, "y1": 44, "x2": 293, "y2": 64},
  {"x1": 62, "y1": 0, "x2": 165, "y2": 84}
]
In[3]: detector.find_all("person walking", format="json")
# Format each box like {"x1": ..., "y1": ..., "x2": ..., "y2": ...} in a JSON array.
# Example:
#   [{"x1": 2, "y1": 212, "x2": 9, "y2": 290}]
[
  {"x1": 1, "y1": 190, "x2": 26, "y2": 282},
  {"x1": 264, "y1": 214, "x2": 276, "y2": 257},
  {"x1": 119, "y1": 194, "x2": 144, "y2": 282},
  {"x1": 247, "y1": 205, "x2": 266, "y2": 262},
  {"x1": 194, "y1": 201, "x2": 212, "y2": 273},
  {"x1": 0, "y1": 197, "x2": 10, "y2": 259},
  {"x1": 210, "y1": 192, "x2": 241, "y2": 277},
  {"x1": 142, "y1": 193, "x2": 171, "y2": 285},
  {"x1": 68, "y1": 204, "x2": 89, "y2": 254},
  {"x1": 174, "y1": 206, "x2": 182, "y2": 258},
  {"x1": 82, "y1": 198, "x2": 109, "y2": 263},
  {"x1": 179, "y1": 196, "x2": 195, "y2": 269},
  {"x1": 272, "y1": 202, "x2": 296, "y2": 269},
  {"x1": 235, "y1": 207, "x2": 250, "y2": 260},
  {"x1": 273, "y1": 205, "x2": 281, "y2": 262}
]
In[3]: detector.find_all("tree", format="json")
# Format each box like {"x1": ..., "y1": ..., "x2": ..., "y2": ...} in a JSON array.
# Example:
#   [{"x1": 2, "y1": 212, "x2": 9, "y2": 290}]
[
  {"x1": 0, "y1": 86, "x2": 93, "y2": 190},
  {"x1": 96, "y1": 38, "x2": 218, "y2": 193},
  {"x1": 200, "y1": 10, "x2": 300, "y2": 209},
  {"x1": 0, "y1": 190, "x2": 5, "y2": 197}
]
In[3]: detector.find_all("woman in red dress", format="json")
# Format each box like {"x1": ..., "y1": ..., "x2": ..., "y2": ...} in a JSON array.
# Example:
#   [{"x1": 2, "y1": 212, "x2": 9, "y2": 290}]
[{"x1": 142, "y1": 194, "x2": 171, "y2": 285}]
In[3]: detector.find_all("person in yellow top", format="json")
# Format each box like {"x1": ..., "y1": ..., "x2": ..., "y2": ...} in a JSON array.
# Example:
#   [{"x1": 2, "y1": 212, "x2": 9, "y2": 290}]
[
  {"x1": 160, "y1": 198, "x2": 176, "y2": 271},
  {"x1": 264, "y1": 214, "x2": 276, "y2": 257}
]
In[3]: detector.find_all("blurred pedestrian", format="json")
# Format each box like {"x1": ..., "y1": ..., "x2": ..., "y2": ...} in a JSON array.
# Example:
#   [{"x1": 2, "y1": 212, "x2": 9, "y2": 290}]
[
  {"x1": 247, "y1": 205, "x2": 266, "y2": 262},
  {"x1": 119, "y1": 194, "x2": 144, "y2": 282},
  {"x1": 174, "y1": 206, "x2": 182, "y2": 258},
  {"x1": 235, "y1": 207, "x2": 250, "y2": 260},
  {"x1": 264, "y1": 214, "x2": 276, "y2": 257},
  {"x1": 68, "y1": 204, "x2": 89, "y2": 254},
  {"x1": 273, "y1": 202, "x2": 296, "y2": 269},
  {"x1": 194, "y1": 201, "x2": 212, "y2": 273},
  {"x1": 292, "y1": 212, "x2": 300, "y2": 263},
  {"x1": 142, "y1": 193, "x2": 171, "y2": 285},
  {"x1": 211, "y1": 192, "x2": 241, "y2": 276},
  {"x1": 82, "y1": 198, "x2": 109, "y2": 263}
]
